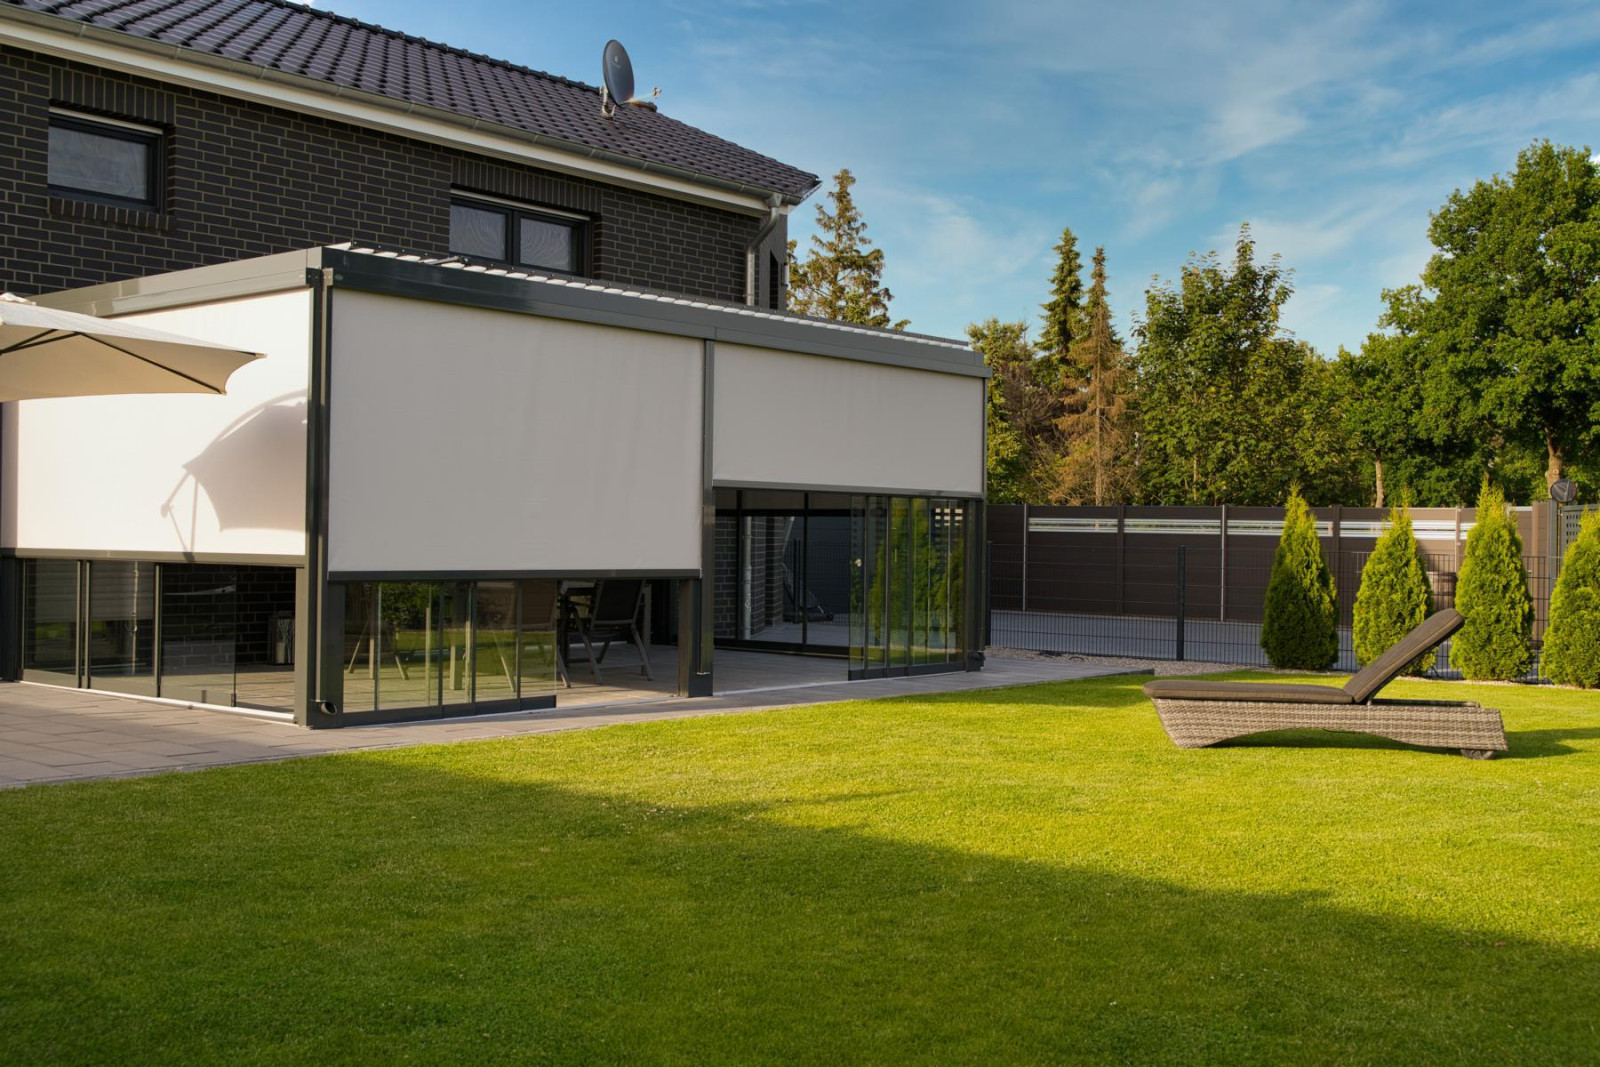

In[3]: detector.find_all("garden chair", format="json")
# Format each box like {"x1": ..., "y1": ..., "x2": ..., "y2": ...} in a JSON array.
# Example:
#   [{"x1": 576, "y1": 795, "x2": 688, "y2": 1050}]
[
  {"x1": 565, "y1": 579, "x2": 653, "y2": 685},
  {"x1": 1142, "y1": 609, "x2": 1507, "y2": 758}
]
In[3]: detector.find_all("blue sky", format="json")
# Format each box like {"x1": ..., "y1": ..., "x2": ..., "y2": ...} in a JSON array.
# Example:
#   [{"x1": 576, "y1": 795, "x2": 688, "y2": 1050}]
[{"x1": 316, "y1": 0, "x2": 1600, "y2": 354}]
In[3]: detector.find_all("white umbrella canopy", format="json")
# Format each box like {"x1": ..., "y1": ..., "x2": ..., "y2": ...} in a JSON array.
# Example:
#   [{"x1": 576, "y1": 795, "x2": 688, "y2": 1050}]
[{"x1": 0, "y1": 292, "x2": 262, "y2": 401}]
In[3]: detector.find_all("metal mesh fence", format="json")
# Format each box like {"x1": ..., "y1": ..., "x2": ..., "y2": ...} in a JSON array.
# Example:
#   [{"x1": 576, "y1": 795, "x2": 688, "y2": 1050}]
[{"x1": 987, "y1": 540, "x2": 1559, "y2": 681}]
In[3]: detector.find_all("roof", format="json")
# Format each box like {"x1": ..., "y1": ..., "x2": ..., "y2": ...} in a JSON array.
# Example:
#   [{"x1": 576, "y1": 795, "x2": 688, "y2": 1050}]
[
  {"x1": 1, "y1": 0, "x2": 820, "y2": 202},
  {"x1": 33, "y1": 244, "x2": 983, "y2": 377},
  {"x1": 329, "y1": 242, "x2": 975, "y2": 358}
]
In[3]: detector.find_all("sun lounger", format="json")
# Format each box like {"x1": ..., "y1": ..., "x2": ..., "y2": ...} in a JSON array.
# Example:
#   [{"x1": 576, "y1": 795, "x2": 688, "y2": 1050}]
[{"x1": 1143, "y1": 609, "x2": 1507, "y2": 758}]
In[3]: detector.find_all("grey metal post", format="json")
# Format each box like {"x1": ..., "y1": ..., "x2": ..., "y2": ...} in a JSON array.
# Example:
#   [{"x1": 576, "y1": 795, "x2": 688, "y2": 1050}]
[
  {"x1": 1116, "y1": 505, "x2": 1126, "y2": 614},
  {"x1": 1218, "y1": 503, "x2": 1228, "y2": 621},
  {"x1": 1020, "y1": 503, "x2": 1029, "y2": 612},
  {"x1": 680, "y1": 338, "x2": 716, "y2": 697},
  {"x1": 1175, "y1": 545, "x2": 1186, "y2": 661}
]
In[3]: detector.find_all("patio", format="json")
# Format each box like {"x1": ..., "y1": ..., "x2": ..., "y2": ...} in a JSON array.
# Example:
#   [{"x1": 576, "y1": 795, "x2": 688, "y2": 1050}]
[{"x1": 0, "y1": 652, "x2": 1131, "y2": 786}]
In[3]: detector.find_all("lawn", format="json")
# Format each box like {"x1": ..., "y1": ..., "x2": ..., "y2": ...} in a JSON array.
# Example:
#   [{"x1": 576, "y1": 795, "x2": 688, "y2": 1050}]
[{"x1": 2, "y1": 673, "x2": 1598, "y2": 1065}]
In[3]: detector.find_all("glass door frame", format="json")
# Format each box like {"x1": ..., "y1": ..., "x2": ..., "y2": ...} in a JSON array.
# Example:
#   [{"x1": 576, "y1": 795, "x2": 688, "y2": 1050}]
[
  {"x1": 718, "y1": 491, "x2": 854, "y2": 657},
  {"x1": 848, "y1": 494, "x2": 978, "y2": 681}
]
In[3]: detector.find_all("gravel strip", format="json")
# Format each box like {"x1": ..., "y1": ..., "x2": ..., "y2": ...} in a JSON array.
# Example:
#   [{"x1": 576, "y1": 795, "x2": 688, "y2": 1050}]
[{"x1": 985, "y1": 648, "x2": 1328, "y2": 678}]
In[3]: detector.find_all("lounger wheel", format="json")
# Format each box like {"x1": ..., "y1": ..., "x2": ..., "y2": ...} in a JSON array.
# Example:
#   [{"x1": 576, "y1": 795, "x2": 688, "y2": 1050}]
[{"x1": 1460, "y1": 748, "x2": 1497, "y2": 760}]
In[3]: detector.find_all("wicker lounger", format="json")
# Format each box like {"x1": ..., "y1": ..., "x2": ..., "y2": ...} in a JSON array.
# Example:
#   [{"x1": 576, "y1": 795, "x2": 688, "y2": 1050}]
[{"x1": 1144, "y1": 609, "x2": 1508, "y2": 759}]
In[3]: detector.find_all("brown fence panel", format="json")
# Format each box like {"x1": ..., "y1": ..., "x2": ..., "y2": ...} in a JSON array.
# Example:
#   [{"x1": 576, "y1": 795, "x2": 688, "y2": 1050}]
[{"x1": 988, "y1": 502, "x2": 1562, "y2": 677}]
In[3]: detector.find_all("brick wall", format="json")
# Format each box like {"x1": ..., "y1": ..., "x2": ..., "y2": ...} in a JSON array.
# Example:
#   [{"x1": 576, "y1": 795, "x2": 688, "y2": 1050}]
[{"x1": 0, "y1": 45, "x2": 781, "y2": 303}]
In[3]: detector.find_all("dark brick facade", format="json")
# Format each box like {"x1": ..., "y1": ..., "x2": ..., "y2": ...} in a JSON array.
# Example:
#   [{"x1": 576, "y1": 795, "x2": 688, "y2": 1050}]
[{"x1": 0, "y1": 44, "x2": 785, "y2": 303}]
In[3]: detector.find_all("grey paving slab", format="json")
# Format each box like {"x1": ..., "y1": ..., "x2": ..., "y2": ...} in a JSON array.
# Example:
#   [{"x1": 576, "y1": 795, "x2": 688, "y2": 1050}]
[{"x1": 0, "y1": 653, "x2": 1142, "y2": 788}]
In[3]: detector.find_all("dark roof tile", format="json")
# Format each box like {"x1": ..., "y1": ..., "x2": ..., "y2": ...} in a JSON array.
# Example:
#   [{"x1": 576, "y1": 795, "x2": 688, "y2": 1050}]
[{"x1": 4, "y1": 0, "x2": 818, "y2": 198}]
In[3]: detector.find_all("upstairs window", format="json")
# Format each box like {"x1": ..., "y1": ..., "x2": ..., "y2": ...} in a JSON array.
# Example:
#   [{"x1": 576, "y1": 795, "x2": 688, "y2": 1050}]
[
  {"x1": 47, "y1": 110, "x2": 162, "y2": 211},
  {"x1": 449, "y1": 196, "x2": 586, "y2": 275}
]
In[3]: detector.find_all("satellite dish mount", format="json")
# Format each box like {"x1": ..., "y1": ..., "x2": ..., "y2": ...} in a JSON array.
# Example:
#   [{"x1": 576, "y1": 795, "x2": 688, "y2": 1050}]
[{"x1": 600, "y1": 39, "x2": 660, "y2": 119}]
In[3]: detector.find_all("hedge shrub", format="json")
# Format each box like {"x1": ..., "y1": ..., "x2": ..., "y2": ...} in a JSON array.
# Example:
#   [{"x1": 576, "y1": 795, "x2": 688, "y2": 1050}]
[
  {"x1": 1260, "y1": 487, "x2": 1339, "y2": 670},
  {"x1": 1449, "y1": 481, "x2": 1533, "y2": 681},
  {"x1": 1542, "y1": 509, "x2": 1600, "y2": 688},
  {"x1": 1353, "y1": 503, "x2": 1435, "y2": 674}
]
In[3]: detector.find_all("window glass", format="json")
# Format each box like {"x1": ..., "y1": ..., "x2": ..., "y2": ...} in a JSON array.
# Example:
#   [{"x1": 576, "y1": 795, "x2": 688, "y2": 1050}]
[
  {"x1": 160, "y1": 564, "x2": 237, "y2": 707},
  {"x1": 516, "y1": 581, "x2": 560, "y2": 700},
  {"x1": 22, "y1": 560, "x2": 78, "y2": 685},
  {"x1": 519, "y1": 215, "x2": 577, "y2": 272},
  {"x1": 48, "y1": 122, "x2": 153, "y2": 204},
  {"x1": 87, "y1": 561, "x2": 157, "y2": 696},
  {"x1": 473, "y1": 581, "x2": 519, "y2": 706},
  {"x1": 450, "y1": 202, "x2": 508, "y2": 260}
]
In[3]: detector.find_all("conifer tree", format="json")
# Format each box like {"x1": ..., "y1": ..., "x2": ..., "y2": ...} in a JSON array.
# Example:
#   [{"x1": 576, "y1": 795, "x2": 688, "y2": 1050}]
[
  {"x1": 1260, "y1": 487, "x2": 1339, "y2": 670},
  {"x1": 968, "y1": 318, "x2": 1033, "y2": 503},
  {"x1": 1450, "y1": 480, "x2": 1533, "y2": 680},
  {"x1": 787, "y1": 169, "x2": 907, "y2": 329},
  {"x1": 1037, "y1": 227, "x2": 1088, "y2": 393},
  {"x1": 1053, "y1": 247, "x2": 1135, "y2": 504},
  {"x1": 1352, "y1": 501, "x2": 1435, "y2": 673},
  {"x1": 1541, "y1": 509, "x2": 1600, "y2": 687}
]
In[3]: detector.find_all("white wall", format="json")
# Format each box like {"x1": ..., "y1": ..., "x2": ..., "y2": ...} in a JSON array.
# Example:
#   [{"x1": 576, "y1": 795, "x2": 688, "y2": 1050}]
[
  {"x1": 327, "y1": 291, "x2": 704, "y2": 574},
  {"x1": 2, "y1": 290, "x2": 311, "y2": 558},
  {"x1": 712, "y1": 343, "x2": 985, "y2": 496}
]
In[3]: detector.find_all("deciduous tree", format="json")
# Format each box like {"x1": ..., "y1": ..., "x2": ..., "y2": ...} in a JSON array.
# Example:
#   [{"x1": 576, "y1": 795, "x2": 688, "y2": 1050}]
[
  {"x1": 1132, "y1": 226, "x2": 1359, "y2": 506},
  {"x1": 1380, "y1": 140, "x2": 1600, "y2": 497}
]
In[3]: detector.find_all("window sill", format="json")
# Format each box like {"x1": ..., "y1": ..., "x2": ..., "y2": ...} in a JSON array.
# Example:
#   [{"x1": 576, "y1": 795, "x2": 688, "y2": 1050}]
[{"x1": 47, "y1": 196, "x2": 171, "y2": 233}]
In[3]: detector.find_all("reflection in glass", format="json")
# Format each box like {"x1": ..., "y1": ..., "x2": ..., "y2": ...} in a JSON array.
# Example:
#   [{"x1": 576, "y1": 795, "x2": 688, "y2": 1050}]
[
  {"x1": 517, "y1": 581, "x2": 561, "y2": 700},
  {"x1": 160, "y1": 565, "x2": 236, "y2": 706},
  {"x1": 383, "y1": 582, "x2": 440, "y2": 710},
  {"x1": 48, "y1": 123, "x2": 151, "y2": 202},
  {"x1": 342, "y1": 582, "x2": 379, "y2": 713},
  {"x1": 473, "y1": 582, "x2": 519, "y2": 706},
  {"x1": 519, "y1": 216, "x2": 576, "y2": 272},
  {"x1": 22, "y1": 560, "x2": 79, "y2": 685},
  {"x1": 449, "y1": 202, "x2": 506, "y2": 260},
  {"x1": 438, "y1": 583, "x2": 472, "y2": 709},
  {"x1": 851, "y1": 496, "x2": 970, "y2": 676},
  {"x1": 87, "y1": 561, "x2": 157, "y2": 696}
]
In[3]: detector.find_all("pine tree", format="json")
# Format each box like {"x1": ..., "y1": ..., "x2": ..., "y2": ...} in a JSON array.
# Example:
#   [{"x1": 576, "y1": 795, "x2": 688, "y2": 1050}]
[
  {"x1": 1450, "y1": 480, "x2": 1533, "y2": 680},
  {"x1": 1053, "y1": 247, "x2": 1135, "y2": 504},
  {"x1": 1037, "y1": 227, "x2": 1087, "y2": 394},
  {"x1": 968, "y1": 318, "x2": 1033, "y2": 503},
  {"x1": 787, "y1": 169, "x2": 907, "y2": 329},
  {"x1": 1541, "y1": 509, "x2": 1600, "y2": 687},
  {"x1": 1260, "y1": 487, "x2": 1339, "y2": 669},
  {"x1": 1352, "y1": 502, "x2": 1435, "y2": 673}
]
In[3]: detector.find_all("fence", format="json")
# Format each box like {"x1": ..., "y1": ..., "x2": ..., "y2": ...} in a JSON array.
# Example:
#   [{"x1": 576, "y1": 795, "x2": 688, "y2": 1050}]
[{"x1": 986, "y1": 503, "x2": 1570, "y2": 680}]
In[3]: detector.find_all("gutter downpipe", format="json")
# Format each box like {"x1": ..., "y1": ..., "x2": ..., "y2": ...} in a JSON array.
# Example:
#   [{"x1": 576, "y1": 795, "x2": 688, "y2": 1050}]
[{"x1": 745, "y1": 193, "x2": 784, "y2": 307}]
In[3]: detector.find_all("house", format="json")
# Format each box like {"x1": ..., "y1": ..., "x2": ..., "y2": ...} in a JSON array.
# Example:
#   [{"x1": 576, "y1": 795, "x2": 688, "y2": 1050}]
[{"x1": 0, "y1": 0, "x2": 988, "y2": 727}]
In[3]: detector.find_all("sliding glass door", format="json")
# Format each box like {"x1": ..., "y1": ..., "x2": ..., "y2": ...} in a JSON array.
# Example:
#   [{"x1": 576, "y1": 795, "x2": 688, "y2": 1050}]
[
  {"x1": 726, "y1": 492, "x2": 854, "y2": 654},
  {"x1": 15, "y1": 559, "x2": 299, "y2": 711},
  {"x1": 849, "y1": 495, "x2": 973, "y2": 678}
]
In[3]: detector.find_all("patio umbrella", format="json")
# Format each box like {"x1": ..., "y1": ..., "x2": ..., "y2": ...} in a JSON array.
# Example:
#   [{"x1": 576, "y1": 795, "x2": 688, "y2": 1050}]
[{"x1": 0, "y1": 292, "x2": 262, "y2": 401}]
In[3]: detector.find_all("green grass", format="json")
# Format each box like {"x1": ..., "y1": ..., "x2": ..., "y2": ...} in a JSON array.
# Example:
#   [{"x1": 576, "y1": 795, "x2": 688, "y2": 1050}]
[{"x1": 3, "y1": 673, "x2": 1599, "y2": 1065}]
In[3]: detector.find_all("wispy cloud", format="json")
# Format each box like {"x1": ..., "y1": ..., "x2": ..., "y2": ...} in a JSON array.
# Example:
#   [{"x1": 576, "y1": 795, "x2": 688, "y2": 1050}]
[{"x1": 324, "y1": 0, "x2": 1600, "y2": 351}]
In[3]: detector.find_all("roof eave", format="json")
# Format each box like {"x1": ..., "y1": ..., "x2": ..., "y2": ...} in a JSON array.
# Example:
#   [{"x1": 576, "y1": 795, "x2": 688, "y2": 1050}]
[{"x1": 0, "y1": 4, "x2": 821, "y2": 211}]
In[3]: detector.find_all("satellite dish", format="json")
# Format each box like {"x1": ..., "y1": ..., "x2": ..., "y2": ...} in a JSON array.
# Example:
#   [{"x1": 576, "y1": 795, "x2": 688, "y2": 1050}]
[
  {"x1": 602, "y1": 40, "x2": 634, "y2": 110},
  {"x1": 1551, "y1": 478, "x2": 1579, "y2": 504},
  {"x1": 599, "y1": 40, "x2": 660, "y2": 117}
]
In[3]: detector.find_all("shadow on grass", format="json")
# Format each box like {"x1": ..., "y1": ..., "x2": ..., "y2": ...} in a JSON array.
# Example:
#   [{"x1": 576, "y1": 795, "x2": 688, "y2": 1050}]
[{"x1": 1, "y1": 752, "x2": 1595, "y2": 1065}]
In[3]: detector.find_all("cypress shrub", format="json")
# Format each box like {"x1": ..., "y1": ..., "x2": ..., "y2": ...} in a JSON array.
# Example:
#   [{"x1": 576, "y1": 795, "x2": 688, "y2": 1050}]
[
  {"x1": 1542, "y1": 509, "x2": 1600, "y2": 688},
  {"x1": 1449, "y1": 481, "x2": 1533, "y2": 680},
  {"x1": 1353, "y1": 503, "x2": 1436, "y2": 674},
  {"x1": 1260, "y1": 488, "x2": 1339, "y2": 670}
]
